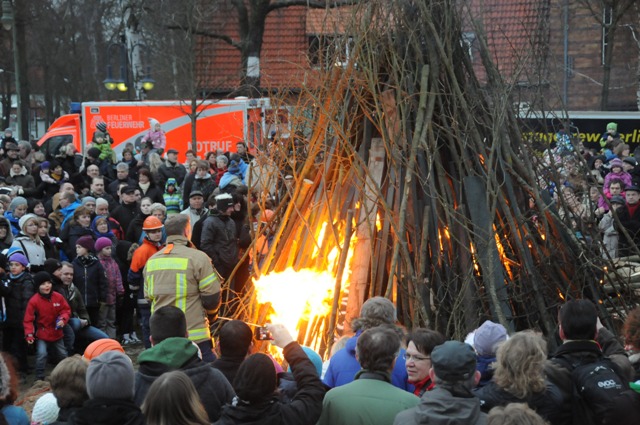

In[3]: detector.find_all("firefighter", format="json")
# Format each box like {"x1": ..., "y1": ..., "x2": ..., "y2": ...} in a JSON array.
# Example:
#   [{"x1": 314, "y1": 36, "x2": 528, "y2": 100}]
[
  {"x1": 143, "y1": 214, "x2": 221, "y2": 362},
  {"x1": 127, "y1": 216, "x2": 165, "y2": 348}
]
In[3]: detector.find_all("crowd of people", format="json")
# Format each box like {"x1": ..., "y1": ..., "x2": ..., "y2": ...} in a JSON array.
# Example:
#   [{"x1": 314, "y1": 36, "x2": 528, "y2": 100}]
[
  {"x1": 535, "y1": 121, "x2": 640, "y2": 258},
  {"x1": 1, "y1": 296, "x2": 639, "y2": 424},
  {"x1": 0, "y1": 122, "x2": 638, "y2": 424}
]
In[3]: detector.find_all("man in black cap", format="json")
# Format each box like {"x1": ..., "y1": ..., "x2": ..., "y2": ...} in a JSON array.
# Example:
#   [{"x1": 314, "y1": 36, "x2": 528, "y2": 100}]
[
  {"x1": 201, "y1": 193, "x2": 238, "y2": 280},
  {"x1": 157, "y1": 148, "x2": 186, "y2": 188},
  {"x1": 623, "y1": 157, "x2": 640, "y2": 186},
  {"x1": 393, "y1": 341, "x2": 486, "y2": 425},
  {"x1": 111, "y1": 185, "x2": 139, "y2": 235},
  {"x1": 180, "y1": 190, "x2": 208, "y2": 233},
  {"x1": 615, "y1": 184, "x2": 640, "y2": 256}
]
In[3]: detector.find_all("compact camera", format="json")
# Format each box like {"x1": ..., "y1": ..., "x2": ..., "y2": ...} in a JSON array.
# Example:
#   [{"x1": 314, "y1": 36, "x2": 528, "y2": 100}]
[{"x1": 254, "y1": 326, "x2": 273, "y2": 341}]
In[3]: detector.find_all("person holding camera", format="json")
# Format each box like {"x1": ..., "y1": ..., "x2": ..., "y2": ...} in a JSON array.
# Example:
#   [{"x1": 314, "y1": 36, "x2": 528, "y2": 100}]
[{"x1": 214, "y1": 323, "x2": 325, "y2": 425}]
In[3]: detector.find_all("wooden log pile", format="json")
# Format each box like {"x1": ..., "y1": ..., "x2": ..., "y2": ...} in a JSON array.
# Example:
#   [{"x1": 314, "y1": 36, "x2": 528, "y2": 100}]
[{"x1": 230, "y1": 0, "x2": 639, "y2": 355}]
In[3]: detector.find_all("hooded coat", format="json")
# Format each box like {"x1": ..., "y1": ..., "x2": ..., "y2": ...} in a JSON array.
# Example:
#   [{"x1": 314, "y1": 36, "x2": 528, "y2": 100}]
[
  {"x1": 68, "y1": 398, "x2": 145, "y2": 425},
  {"x1": 214, "y1": 342, "x2": 325, "y2": 425},
  {"x1": 134, "y1": 337, "x2": 234, "y2": 421},
  {"x1": 393, "y1": 387, "x2": 487, "y2": 425},
  {"x1": 0, "y1": 216, "x2": 14, "y2": 251},
  {"x1": 200, "y1": 209, "x2": 237, "y2": 279}
]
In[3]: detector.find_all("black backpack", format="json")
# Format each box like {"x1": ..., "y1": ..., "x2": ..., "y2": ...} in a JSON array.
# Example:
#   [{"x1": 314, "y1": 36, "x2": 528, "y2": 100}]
[{"x1": 554, "y1": 356, "x2": 627, "y2": 425}]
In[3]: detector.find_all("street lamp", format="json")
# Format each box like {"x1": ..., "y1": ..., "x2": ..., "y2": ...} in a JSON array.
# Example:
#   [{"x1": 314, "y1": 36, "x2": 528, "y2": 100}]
[
  {"x1": 103, "y1": 40, "x2": 155, "y2": 99},
  {"x1": 1, "y1": 0, "x2": 12, "y2": 31}
]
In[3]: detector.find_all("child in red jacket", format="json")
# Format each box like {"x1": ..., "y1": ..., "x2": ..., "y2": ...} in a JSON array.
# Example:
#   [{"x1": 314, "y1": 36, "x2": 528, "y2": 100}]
[{"x1": 24, "y1": 271, "x2": 71, "y2": 381}]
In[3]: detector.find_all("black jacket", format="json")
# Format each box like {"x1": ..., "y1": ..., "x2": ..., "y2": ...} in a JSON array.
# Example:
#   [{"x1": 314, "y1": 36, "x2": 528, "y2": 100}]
[
  {"x1": 212, "y1": 356, "x2": 245, "y2": 387},
  {"x1": 60, "y1": 224, "x2": 92, "y2": 261},
  {"x1": 72, "y1": 254, "x2": 108, "y2": 308},
  {"x1": 111, "y1": 202, "x2": 138, "y2": 238},
  {"x1": 68, "y1": 398, "x2": 145, "y2": 425},
  {"x1": 134, "y1": 340, "x2": 234, "y2": 422},
  {"x1": 214, "y1": 342, "x2": 325, "y2": 425},
  {"x1": 0, "y1": 272, "x2": 34, "y2": 327},
  {"x1": 544, "y1": 328, "x2": 633, "y2": 425},
  {"x1": 201, "y1": 211, "x2": 238, "y2": 279},
  {"x1": 138, "y1": 182, "x2": 164, "y2": 204},
  {"x1": 473, "y1": 381, "x2": 563, "y2": 423},
  {"x1": 157, "y1": 160, "x2": 187, "y2": 188}
]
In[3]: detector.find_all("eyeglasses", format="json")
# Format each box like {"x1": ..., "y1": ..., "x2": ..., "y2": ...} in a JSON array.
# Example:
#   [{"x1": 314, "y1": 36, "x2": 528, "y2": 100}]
[{"x1": 403, "y1": 353, "x2": 431, "y2": 363}]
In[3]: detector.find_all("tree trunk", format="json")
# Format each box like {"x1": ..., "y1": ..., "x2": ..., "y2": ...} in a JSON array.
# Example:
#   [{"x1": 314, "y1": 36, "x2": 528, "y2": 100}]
[{"x1": 600, "y1": 24, "x2": 616, "y2": 110}]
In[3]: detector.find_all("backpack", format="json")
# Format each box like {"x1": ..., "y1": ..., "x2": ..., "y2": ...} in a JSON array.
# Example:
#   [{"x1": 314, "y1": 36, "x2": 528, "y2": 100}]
[{"x1": 555, "y1": 356, "x2": 627, "y2": 425}]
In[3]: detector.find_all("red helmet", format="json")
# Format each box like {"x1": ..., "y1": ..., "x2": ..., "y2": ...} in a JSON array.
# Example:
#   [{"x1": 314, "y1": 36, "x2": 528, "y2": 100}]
[{"x1": 142, "y1": 216, "x2": 164, "y2": 231}]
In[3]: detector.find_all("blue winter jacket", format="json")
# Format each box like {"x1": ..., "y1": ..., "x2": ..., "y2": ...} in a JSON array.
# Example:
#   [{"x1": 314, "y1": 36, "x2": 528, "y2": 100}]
[{"x1": 323, "y1": 331, "x2": 413, "y2": 392}]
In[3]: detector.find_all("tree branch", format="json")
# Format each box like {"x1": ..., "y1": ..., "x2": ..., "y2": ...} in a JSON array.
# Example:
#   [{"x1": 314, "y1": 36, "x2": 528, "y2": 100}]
[
  {"x1": 268, "y1": 0, "x2": 362, "y2": 13},
  {"x1": 165, "y1": 25, "x2": 241, "y2": 49}
]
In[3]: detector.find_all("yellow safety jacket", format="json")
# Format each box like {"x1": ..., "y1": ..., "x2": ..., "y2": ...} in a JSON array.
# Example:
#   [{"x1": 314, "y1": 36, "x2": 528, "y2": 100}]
[{"x1": 143, "y1": 234, "x2": 221, "y2": 343}]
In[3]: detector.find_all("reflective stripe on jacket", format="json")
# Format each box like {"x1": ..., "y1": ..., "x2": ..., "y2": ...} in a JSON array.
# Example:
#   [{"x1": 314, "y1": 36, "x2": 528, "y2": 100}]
[{"x1": 143, "y1": 234, "x2": 221, "y2": 343}]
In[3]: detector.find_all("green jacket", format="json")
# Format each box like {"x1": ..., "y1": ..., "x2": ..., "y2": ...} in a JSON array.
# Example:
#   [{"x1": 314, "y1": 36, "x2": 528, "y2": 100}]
[
  {"x1": 317, "y1": 370, "x2": 419, "y2": 425},
  {"x1": 137, "y1": 337, "x2": 197, "y2": 368}
]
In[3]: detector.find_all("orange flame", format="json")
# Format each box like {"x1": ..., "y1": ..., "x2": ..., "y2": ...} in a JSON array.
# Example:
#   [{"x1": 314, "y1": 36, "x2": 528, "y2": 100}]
[{"x1": 253, "y1": 269, "x2": 335, "y2": 337}]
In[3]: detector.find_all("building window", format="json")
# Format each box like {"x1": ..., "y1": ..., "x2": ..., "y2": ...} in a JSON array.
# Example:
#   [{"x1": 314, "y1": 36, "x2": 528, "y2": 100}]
[{"x1": 308, "y1": 35, "x2": 353, "y2": 69}]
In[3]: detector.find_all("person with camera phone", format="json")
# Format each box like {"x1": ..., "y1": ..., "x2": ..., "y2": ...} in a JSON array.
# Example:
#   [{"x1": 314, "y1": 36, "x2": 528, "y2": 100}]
[{"x1": 214, "y1": 323, "x2": 325, "y2": 425}]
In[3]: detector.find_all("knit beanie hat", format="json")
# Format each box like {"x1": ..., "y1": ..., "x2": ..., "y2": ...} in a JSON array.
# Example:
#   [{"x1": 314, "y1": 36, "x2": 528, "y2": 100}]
[
  {"x1": 215, "y1": 193, "x2": 234, "y2": 211},
  {"x1": 8, "y1": 252, "x2": 28, "y2": 268},
  {"x1": 287, "y1": 346, "x2": 323, "y2": 376},
  {"x1": 233, "y1": 353, "x2": 277, "y2": 403},
  {"x1": 33, "y1": 271, "x2": 52, "y2": 288},
  {"x1": 31, "y1": 392, "x2": 60, "y2": 425},
  {"x1": 83, "y1": 338, "x2": 125, "y2": 361},
  {"x1": 473, "y1": 320, "x2": 508, "y2": 356},
  {"x1": 86, "y1": 351, "x2": 134, "y2": 400},
  {"x1": 8, "y1": 196, "x2": 27, "y2": 212},
  {"x1": 96, "y1": 122, "x2": 108, "y2": 133},
  {"x1": 81, "y1": 196, "x2": 96, "y2": 207},
  {"x1": 40, "y1": 161, "x2": 50, "y2": 170},
  {"x1": 609, "y1": 158, "x2": 624, "y2": 169},
  {"x1": 44, "y1": 258, "x2": 62, "y2": 276},
  {"x1": 607, "y1": 122, "x2": 618, "y2": 132},
  {"x1": 75, "y1": 235, "x2": 95, "y2": 253},
  {"x1": 94, "y1": 237, "x2": 112, "y2": 253},
  {"x1": 18, "y1": 213, "x2": 38, "y2": 231}
]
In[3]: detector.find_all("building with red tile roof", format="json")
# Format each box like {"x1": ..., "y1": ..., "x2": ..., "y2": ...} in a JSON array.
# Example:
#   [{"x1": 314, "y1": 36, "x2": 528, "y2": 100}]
[{"x1": 195, "y1": 1, "x2": 639, "y2": 111}]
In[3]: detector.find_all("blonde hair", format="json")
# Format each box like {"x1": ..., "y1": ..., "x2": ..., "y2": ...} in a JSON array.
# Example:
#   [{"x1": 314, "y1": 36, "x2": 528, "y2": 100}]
[
  {"x1": 488, "y1": 403, "x2": 549, "y2": 425},
  {"x1": 142, "y1": 370, "x2": 209, "y2": 425},
  {"x1": 492, "y1": 331, "x2": 547, "y2": 398},
  {"x1": 148, "y1": 152, "x2": 163, "y2": 175}
]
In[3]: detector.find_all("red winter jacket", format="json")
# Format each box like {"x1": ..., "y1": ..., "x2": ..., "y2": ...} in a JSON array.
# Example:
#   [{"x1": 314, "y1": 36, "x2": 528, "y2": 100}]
[{"x1": 23, "y1": 291, "x2": 71, "y2": 342}]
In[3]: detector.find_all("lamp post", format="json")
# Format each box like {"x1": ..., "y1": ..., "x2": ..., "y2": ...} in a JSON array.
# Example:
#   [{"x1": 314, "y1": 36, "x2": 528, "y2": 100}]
[
  {"x1": 0, "y1": 0, "x2": 23, "y2": 138},
  {"x1": 103, "y1": 40, "x2": 154, "y2": 99}
]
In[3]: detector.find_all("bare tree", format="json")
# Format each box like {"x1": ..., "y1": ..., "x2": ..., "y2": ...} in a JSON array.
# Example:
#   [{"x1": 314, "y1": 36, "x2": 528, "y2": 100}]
[
  {"x1": 168, "y1": 0, "x2": 360, "y2": 96},
  {"x1": 574, "y1": 0, "x2": 636, "y2": 110}
]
